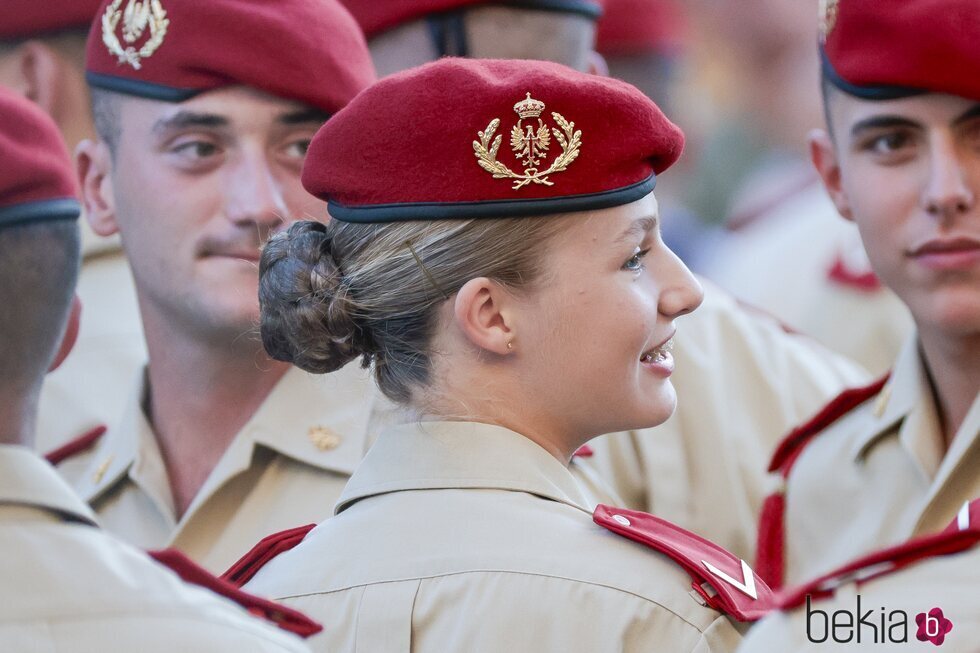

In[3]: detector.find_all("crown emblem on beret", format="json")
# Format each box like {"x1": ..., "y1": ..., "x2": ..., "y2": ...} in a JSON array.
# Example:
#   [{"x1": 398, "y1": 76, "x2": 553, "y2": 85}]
[
  {"x1": 102, "y1": 0, "x2": 169, "y2": 70},
  {"x1": 473, "y1": 92, "x2": 582, "y2": 190},
  {"x1": 819, "y1": 0, "x2": 839, "y2": 42}
]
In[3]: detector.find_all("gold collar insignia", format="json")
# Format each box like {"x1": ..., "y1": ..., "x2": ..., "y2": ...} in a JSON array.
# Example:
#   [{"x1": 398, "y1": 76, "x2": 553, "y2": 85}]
[
  {"x1": 102, "y1": 0, "x2": 169, "y2": 70},
  {"x1": 473, "y1": 93, "x2": 582, "y2": 191}
]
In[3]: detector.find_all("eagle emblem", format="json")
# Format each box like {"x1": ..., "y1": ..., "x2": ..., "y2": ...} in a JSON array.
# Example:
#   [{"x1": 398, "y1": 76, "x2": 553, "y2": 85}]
[
  {"x1": 102, "y1": 0, "x2": 169, "y2": 70},
  {"x1": 473, "y1": 93, "x2": 582, "y2": 190}
]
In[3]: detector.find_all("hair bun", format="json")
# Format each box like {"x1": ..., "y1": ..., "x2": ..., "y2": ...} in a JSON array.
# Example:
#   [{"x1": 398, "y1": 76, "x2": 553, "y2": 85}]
[{"x1": 259, "y1": 221, "x2": 366, "y2": 374}]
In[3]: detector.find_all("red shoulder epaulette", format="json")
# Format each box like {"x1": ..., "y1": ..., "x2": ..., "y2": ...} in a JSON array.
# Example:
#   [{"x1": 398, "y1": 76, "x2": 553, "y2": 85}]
[
  {"x1": 44, "y1": 425, "x2": 107, "y2": 466},
  {"x1": 827, "y1": 255, "x2": 883, "y2": 292},
  {"x1": 148, "y1": 547, "x2": 322, "y2": 638},
  {"x1": 756, "y1": 374, "x2": 890, "y2": 589},
  {"x1": 777, "y1": 498, "x2": 980, "y2": 610},
  {"x1": 221, "y1": 524, "x2": 316, "y2": 588},
  {"x1": 594, "y1": 504, "x2": 775, "y2": 622}
]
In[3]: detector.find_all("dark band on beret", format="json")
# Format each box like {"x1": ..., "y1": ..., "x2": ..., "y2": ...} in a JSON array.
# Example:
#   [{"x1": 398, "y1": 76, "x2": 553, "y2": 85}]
[
  {"x1": 500, "y1": 0, "x2": 602, "y2": 19},
  {"x1": 328, "y1": 174, "x2": 656, "y2": 223},
  {"x1": 819, "y1": 47, "x2": 927, "y2": 102},
  {"x1": 0, "y1": 198, "x2": 81, "y2": 229},
  {"x1": 86, "y1": 71, "x2": 199, "y2": 103}
]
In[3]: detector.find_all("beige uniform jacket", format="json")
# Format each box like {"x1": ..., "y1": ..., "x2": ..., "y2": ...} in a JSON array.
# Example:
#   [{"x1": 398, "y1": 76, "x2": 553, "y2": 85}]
[
  {"x1": 781, "y1": 334, "x2": 980, "y2": 585},
  {"x1": 56, "y1": 363, "x2": 398, "y2": 573},
  {"x1": 0, "y1": 445, "x2": 309, "y2": 653},
  {"x1": 706, "y1": 184, "x2": 913, "y2": 376},
  {"x1": 741, "y1": 504, "x2": 980, "y2": 652},
  {"x1": 586, "y1": 279, "x2": 870, "y2": 561},
  {"x1": 244, "y1": 420, "x2": 745, "y2": 653},
  {"x1": 36, "y1": 240, "x2": 146, "y2": 453}
]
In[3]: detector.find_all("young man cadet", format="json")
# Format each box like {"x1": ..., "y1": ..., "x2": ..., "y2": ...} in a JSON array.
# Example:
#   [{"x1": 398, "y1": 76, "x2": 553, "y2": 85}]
[
  {"x1": 757, "y1": 0, "x2": 980, "y2": 589},
  {"x1": 54, "y1": 0, "x2": 393, "y2": 573},
  {"x1": 0, "y1": 86, "x2": 312, "y2": 653},
  {"x1": 0, "y1": 2, "x2": 147, "y2": 454},
  {"x1": 343, "y1": 0, "x2": 870, "y2": 561}
]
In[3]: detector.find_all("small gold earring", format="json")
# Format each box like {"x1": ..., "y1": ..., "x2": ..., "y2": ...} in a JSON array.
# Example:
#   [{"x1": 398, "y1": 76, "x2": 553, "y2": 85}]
[{"x1": 506, "y1": 340, "x2": 514, "y2": 350}]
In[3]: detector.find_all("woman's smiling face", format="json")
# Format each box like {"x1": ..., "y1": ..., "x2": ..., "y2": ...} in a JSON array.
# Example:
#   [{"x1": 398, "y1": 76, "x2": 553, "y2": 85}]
[{"x1": 511, "y1": 192, "x2": 703, "y2": 440}]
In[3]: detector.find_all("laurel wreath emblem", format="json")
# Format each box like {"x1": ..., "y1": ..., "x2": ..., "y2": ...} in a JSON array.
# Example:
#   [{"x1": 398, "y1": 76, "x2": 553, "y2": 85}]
[
  {"x1": 473, "y1": 110, "x2": 582, "y2": 190},
  {"x1": 102, "y1": 0, "x2": 169, "y2": 70}
]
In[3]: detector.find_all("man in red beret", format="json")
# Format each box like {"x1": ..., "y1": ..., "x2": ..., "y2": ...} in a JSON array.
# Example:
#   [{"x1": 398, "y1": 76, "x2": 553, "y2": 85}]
[
  {"x1": 341, "y1": 0, "x2": 605, "y2": 76},
  {"x1": 51, "y1": 0, "x2": 396, "y2": 573},
  {"x1": 0, "y1": 86, "x2": 313, "y2": 653},
  {"x1": 343, "y1": 0, "x2": 869, "y2": 563},
  {"x1": 0, "y1": 1, "x2": 148, "y2": 460},
  {"x1": 756, "y1": 0, "x2": 980, "y2": 590}
]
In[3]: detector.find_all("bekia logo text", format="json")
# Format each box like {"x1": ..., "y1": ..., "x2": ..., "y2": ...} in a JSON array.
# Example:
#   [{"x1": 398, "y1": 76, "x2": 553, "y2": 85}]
[{"x1": 807, "y1": 595, "x2": 953, "y2": 646}]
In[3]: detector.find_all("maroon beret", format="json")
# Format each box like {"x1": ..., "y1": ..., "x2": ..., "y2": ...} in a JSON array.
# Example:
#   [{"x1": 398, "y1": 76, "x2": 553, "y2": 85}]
[
  {"x1": 595, "y1": 0, "x2": 687, "y2": 56},
  {"x1": 85, "y1": 0, "x2": 376, "y2": 113},
  {"x1": 303, "y1": 58, "x2": 683, "y2": 222},
  {"x1": 821, "y1": 0, "x2": 980, "y2": 100},
  {"x1": 0, "y1": 1, "x2": 102, "y2": 40},
  {"x1": 0, "y1": 88, "x2": 80, "y2": 228},
  {"x1": 341, "y1": 0, "x2": 602, "y2": 39}
]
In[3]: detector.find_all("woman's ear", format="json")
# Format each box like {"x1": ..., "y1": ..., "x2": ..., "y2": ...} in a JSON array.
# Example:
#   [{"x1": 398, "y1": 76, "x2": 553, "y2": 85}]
[{"x1": 453, "y1": 277, "x2": 516, "y2": 355}]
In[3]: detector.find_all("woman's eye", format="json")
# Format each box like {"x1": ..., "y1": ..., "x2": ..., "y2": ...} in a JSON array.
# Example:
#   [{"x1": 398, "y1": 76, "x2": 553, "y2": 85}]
[{"x1": 623, "y1": 248, "x2": 650, "y2": 272}]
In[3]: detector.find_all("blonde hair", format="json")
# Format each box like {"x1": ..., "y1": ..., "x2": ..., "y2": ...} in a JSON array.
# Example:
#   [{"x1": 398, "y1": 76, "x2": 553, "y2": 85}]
[{"x1": 259, "y1": 216, "x2": 565, "y2": 403}]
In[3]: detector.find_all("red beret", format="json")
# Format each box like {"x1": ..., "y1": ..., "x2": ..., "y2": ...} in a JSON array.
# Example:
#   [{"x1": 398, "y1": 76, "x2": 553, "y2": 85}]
[
  {"x1": 303, "y1": 58, "x2": 683, "y2": 222},
  {"x1": 595, "y1": 0, "x2": 687, "y2": 56},
  {"x1": 821, "y1": 0, "x2": 980, "y2": 100},
  {"x1": 341, "y1": 0, "x2": 603, "y2": 39},
  {"x1": 85, "y1": 0, "x2": 376, "y2": 113},
  {"x1": 0, "y1": 1, "x2": 102, "y2": 40},
  {"x1": 0, "y1": 88, "x2": 80, "y2": 228}
]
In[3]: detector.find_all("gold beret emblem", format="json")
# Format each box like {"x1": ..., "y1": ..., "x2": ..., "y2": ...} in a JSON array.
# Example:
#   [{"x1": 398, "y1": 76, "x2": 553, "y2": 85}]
[
  {"x1": 102, "y1": 0, "x2": 169, "y2": 70},
  {"x1": 473, "y1": 93, "x2": 582, "y2": 190},
  {"x1": 819, "y1": 0, "x2": 840, "y2": 43}
]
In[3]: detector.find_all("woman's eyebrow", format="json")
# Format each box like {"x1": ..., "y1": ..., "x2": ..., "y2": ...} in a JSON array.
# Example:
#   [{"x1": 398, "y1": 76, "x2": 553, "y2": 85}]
[{"x1": 614, "y1": 216, "x2": 658, "y2": 244}]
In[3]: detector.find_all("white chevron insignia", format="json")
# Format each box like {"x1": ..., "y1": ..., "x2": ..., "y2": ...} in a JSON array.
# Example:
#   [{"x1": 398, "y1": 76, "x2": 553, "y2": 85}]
[{"x1": 701, "y1": 559, "x2": 758, "y2": 600}]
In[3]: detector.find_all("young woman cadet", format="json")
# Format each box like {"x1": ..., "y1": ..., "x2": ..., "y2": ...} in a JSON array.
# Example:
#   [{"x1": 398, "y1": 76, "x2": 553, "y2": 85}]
[{"x1": 242, "y1": 58, "x2": 773, "y2": 652}]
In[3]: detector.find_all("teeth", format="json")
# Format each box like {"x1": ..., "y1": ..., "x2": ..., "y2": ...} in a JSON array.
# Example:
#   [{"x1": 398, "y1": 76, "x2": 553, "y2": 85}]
[{"x1": 642, "y1": 338, "x2": 673, "y2": 364}]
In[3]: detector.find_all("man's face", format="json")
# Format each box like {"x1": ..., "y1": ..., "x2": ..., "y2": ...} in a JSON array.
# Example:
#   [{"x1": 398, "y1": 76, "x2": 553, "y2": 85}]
[
  {"x1": 816, "y1": 91, "x2": 980, "y2": 338},
  {"x1": 99, "y1": 86, "x2": 326, "y2": 341}
]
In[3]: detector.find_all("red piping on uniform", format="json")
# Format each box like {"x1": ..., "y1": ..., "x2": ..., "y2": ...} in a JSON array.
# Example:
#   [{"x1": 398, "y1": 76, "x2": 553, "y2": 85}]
[
  {"x1": 222, "y1": 524, "x2": 316, "y2": 588},
  {"x1": 44, "y1": 425, "x2": 107, "y2": 466},
  {"x1": 755, "y1": 375, "x2": 890, "y2": 589},
  {"x1": 149, "y1": 548, "x2": 322, "y2": 638}
]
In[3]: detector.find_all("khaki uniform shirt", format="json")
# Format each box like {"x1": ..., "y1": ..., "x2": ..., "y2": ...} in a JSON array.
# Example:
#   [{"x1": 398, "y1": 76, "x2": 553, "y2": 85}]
[
  {"x1": 586, "y1": 279, "x2": 870, "y2": 561},
  {"x1": 782, "y1": 334, "x2": 980, "y2": 585},
  {"x1": 245, "y1": 421, "x2": 744, "y2": 653},
  {"x1": 741, "y1": 512, "x2": 980, "y2": 653},
  {"x1": 0, "y1": 444, "x2": 309, "y2": 653},
  {"x1": 56, "y1": 363, "x2": 399, "y2": 573},
  {"x1": 706, "y1": 184, "x2": 913, "y2": 376},
  {"x1": 36, "y1": 239, "x2": 146, "y2": 453}
]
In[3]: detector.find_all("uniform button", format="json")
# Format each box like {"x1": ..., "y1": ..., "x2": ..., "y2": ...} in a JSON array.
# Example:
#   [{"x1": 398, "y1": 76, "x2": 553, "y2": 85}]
[
  {"x1": 308, "y1": 426, "x2": 342, "y2": 451},
  {"x1": 613, "y1": 515, "x2": 631, "y2": 527}
]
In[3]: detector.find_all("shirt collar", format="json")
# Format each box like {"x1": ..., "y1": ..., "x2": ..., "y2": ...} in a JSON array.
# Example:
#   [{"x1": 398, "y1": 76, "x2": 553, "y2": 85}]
[
  {"x1": 336, "y1": 420, "x2": 595, "y2": 515},
  {"x1": 76, "y1": 363, "x2": 391, "y2": 504},
  {"x1": 849, "y1": 334, "x2": 951, "y2": 480},
  {"x1": 0, "y1": 445, "x2": 98, "y2": 526}
]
